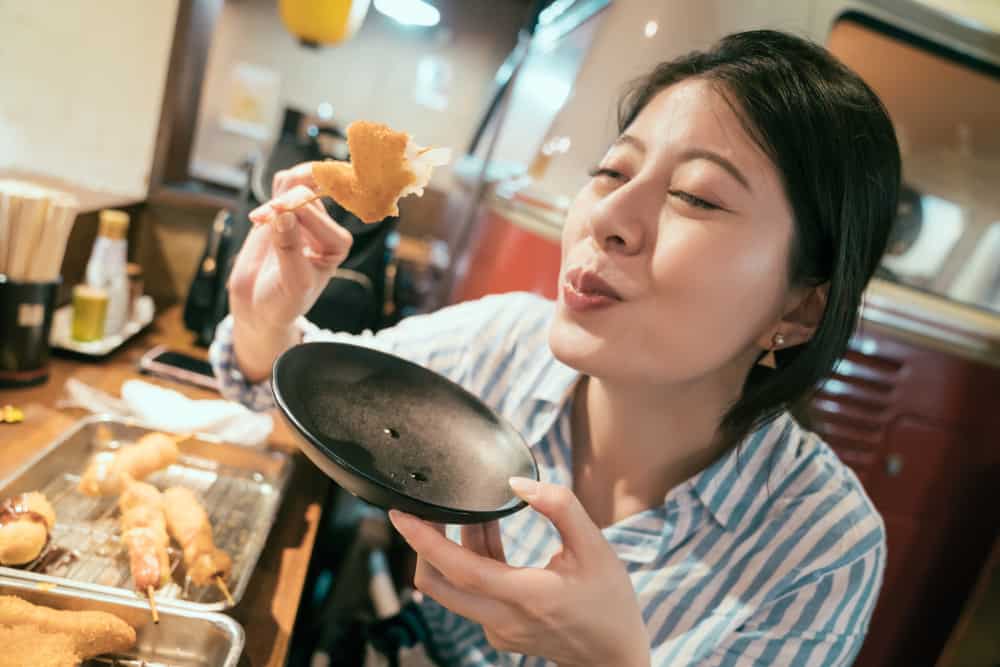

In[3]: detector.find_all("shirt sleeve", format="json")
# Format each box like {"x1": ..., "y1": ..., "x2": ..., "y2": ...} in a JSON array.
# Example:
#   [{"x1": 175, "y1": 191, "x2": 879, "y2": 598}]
[
  {"x1": 209, "y1": 292, "x2": 545, "y2": 412},
  {"x1": 695, "y1": 544, "x2": 886, "y2": 667}
]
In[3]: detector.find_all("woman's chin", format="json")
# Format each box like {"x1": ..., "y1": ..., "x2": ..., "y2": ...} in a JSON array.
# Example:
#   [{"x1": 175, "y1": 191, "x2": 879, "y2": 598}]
[{"x1": 548, "y1": 316, "x2": 613, "y2": 374}]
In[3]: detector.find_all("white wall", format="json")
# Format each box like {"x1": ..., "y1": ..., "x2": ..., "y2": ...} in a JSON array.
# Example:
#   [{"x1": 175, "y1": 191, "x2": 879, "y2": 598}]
[
  {"x1": 0, "y1": 0, "x2": 179, "y2": 199},
  {"x1": 190, "y1": 0, "x2": 525, "y2": 189},
  {"x1": 522, "y1": 0, "x2": 817, "y2": 200}
]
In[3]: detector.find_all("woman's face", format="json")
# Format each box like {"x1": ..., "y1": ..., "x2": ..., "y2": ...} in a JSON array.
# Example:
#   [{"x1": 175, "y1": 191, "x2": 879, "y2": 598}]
[{"x1": 550, "y1": 79, "x2": 798, "y2": 387}]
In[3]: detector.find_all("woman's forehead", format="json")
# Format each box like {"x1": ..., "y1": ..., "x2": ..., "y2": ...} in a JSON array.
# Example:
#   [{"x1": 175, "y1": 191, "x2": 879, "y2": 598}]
[{"x1": 626, "y1": 79, "x2": 772, "y2": 175}]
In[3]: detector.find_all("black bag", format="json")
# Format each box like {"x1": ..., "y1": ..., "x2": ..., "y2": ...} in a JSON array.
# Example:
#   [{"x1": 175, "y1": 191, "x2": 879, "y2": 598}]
[{"x1": 184, "y1": 125, "x2": 400, "y2": 347}]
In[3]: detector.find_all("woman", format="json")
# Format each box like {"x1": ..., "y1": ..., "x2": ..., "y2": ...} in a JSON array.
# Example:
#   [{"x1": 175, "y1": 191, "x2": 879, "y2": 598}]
[{"x1": 212, "y1": 30, "x2": 899, "y2": 666}]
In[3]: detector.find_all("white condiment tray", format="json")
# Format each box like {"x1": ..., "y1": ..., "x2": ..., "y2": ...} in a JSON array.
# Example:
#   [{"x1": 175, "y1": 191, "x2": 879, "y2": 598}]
[{"x1": 49, "y1": 295, "x2": 155, "y2": 357}]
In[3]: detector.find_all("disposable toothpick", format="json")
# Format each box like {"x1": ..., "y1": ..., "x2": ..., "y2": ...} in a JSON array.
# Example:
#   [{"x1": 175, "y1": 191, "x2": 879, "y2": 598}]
[
  {"x1": 216, "y1": 576, "x2": 235, "y2": 606},
  {"x1": 147, "y1": 586, "x2": 159, "y2": 624}
]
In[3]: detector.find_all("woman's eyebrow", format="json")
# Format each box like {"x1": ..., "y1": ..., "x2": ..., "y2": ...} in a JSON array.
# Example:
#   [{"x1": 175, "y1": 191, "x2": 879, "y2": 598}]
[
  {"x1": 613, "y1": 134, "x2": 646, "y2": 153},
  {"x1": 679, "y1": 148, "x2": 752, "y2": 192}
]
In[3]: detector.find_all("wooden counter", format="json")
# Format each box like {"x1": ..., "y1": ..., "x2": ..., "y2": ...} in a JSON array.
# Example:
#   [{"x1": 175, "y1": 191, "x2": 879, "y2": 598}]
[{"x1": 0, "y1": 307, "x2": 331, "y2": 667}]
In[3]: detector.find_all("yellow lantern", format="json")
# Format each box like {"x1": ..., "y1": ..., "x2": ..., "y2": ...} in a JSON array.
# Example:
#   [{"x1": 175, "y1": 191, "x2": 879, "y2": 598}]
[{"x1": 278, "y1": 0, "x2": 371, "y2": 47}]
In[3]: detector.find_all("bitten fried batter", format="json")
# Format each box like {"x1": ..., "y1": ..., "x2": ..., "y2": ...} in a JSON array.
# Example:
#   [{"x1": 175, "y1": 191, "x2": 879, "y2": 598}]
[
  {"x1": 269, "y1": 121, "x2": 450, "y2": 224},
  {"x1": 311, "y1": 121, "x2": 416, "y2": 223}
]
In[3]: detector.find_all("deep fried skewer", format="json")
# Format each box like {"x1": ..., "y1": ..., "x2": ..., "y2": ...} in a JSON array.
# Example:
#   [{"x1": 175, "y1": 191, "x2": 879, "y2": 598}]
[
  {"x1": 162, "y1": 486, "x2": 233, "y2": 590},
  {"x1": 118, "y1": 476, "x2": 171, "y2": 604},
  {"x1": 79, "y1": 431, "x2": 181, "y2": 496}
]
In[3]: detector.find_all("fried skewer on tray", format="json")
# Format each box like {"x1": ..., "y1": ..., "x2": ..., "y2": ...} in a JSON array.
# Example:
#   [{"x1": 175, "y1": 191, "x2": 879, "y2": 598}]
[
  {"x1": 118, "y1": 476, "x2": 170, "y2": 619},
  {"x1": 79, "y1": 431, "x2": 182, "y2": 497},
  {"x1": 0, "y1": 594, "x2": 136, "y2": 665},
  {"x1": 0, "y1": 491, "x2": 56, "y2": 566},
  {"x1": 163, "y1": 486, "x2": 233, "y2": 601},
  {"x1": 267, "y1": 120, "x2": 450, "y2": 224}
]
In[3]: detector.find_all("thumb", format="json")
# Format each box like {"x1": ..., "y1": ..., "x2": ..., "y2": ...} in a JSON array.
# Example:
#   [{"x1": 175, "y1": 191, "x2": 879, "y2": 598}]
[{"x1": 509, "y1": 477, "x2": 604, "y2": 561}]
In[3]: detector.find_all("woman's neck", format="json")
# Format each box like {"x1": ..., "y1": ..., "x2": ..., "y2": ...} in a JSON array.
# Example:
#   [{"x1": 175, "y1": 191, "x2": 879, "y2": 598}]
[{"x1": 570, "y1": 361, "x2": 749, "y2": 527}]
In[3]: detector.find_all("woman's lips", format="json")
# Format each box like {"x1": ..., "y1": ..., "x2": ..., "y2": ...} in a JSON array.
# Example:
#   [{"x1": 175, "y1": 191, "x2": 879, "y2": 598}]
[{"x1": 562, "y1": 268, "x2": 622, "y2": 312}]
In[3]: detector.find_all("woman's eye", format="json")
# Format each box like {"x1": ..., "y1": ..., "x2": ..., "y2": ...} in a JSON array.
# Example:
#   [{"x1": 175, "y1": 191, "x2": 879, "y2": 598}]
[
  {"x1": 668, "y1": 190, "x2": 720, "y2": 211},
  {"x1": 588, "y1": 167, "x2": 626, "y2": 183}
]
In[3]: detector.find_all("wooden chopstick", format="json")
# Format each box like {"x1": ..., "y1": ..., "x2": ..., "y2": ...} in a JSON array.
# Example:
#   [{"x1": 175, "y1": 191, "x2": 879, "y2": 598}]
[
  {"x1": 33, "y1": 196, "x2": 77, "y2": 282},
  {"x1": 0, "y1": 183, "x2": 78, "y2": 282},
  {"x1": 6, "y1": 191, "x2": 47, "y2": 281},
  {"x1": 0, "y1": 193, "x2": 10, "y2": 277}
]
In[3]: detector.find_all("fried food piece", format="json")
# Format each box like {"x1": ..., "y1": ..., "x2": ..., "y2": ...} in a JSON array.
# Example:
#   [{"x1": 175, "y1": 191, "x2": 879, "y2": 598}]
[
  {"x1": 118, "y1": 477, "x2": 165, "y2": 515},
  {"x1": 78, "y1": 432, "x2": 179, "y2": 497},
  {"x1": 0, "y1": 492, "x2": 57, "y2": 566},
  {"x1": 163, "y1": 486, "x2": 232, "y2": 586},
  {"x1": 119, "y1": 478, "x2": 171, "y2": 591},
  {"x1": 272, "y1": 121, "x2": 450, "y2": 223},
  {"x1": 0, "y1": 624, "x2": 79, "y2": 667},
  {"x1": 0, "y1": 595, "x2": 136, "y2": 661}
]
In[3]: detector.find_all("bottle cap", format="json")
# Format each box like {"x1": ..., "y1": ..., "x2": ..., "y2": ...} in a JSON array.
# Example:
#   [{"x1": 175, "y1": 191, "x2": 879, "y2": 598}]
[{"x1": 98, "y1": 209, "x2": 130, "y2": 239}]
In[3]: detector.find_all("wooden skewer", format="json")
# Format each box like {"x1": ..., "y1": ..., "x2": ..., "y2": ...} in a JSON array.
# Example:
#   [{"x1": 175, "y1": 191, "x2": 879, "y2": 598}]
[
  {"x1": 146, "y1": 585, "x2": 159, "y2": 624},
  {"x1": 263, "y1": 193, "x2": 323, "y2": 219},
  {"x1": 216, "y1": 575, "x2": 235, "y2": 605}
]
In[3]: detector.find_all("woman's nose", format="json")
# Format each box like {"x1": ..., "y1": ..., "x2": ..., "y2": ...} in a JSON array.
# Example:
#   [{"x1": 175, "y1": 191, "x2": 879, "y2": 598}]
[{"x1": 588, "y1": 182, "x2": 654, "y2": 255}]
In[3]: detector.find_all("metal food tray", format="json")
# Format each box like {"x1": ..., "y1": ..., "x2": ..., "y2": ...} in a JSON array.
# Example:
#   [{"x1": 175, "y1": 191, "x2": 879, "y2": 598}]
[
  {"x1": 0, "y1": 415, "x2": 293, "y2": 613},
  {"x1": 0, "y1": 575, "x2": 244, "y2": 667}
]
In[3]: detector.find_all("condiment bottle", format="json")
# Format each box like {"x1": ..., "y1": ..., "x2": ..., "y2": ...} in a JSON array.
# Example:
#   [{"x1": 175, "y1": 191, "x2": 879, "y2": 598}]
[
  {"x1": 71, "y1": 284, "x2": 109, "y2": 342},
  {"x1": 126, "y1": 262, "x2": 143, "y2": 321},
  {"x1": 85, "y1": 209, "x2": 130, "y2": 336}
]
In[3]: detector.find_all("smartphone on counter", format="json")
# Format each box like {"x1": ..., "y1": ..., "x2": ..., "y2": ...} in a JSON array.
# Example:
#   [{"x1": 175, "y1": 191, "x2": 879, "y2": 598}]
[{"x1": 138, "y1": 345, "x2": 219, "y2": 391}]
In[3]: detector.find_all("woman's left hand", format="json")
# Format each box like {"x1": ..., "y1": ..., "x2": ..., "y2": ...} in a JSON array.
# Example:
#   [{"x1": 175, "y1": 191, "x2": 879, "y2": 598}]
[{"x1": 389, "y1": 477, "x2": 651, "y2": 667}]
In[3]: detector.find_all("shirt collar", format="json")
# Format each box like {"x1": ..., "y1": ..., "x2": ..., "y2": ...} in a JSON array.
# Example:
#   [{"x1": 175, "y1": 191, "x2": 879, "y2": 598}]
[
  {"x1": 530, "y1": 348, "x2": 580, "y2": 406},
  {"x1": 688, "y1": 413, "x2": 798, "y2": 531},
  {"x1": 524, "y1": 339, "x2": 800, "y2": 536}
]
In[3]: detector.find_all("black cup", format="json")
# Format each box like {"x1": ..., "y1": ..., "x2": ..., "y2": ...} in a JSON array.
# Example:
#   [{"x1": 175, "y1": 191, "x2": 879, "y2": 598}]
[{"x1": 0, "y1": 277, "x2": 60, "y2": 388}]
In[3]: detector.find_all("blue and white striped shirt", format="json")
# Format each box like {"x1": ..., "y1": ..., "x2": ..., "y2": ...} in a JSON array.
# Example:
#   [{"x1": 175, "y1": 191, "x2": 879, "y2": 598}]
[{"x1": 211, "y1": 292, "x2": 885, "y2": 666}]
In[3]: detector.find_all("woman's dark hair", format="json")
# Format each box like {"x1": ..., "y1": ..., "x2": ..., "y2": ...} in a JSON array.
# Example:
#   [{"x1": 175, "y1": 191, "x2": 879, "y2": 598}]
[{"x1": 618, "y1": 30, "x2": 901, "y2": 446}]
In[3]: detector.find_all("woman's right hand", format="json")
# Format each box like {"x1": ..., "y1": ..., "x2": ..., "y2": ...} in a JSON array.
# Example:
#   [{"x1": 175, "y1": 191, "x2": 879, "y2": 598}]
[{"x1": 227, "y1": 163, "x2": 354, "y2": 382}]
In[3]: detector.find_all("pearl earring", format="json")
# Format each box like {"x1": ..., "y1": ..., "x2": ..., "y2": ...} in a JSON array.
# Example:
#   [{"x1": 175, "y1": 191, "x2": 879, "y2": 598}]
[{"x1": 759, "y1": 333, "x2": 785, "y2": 369}]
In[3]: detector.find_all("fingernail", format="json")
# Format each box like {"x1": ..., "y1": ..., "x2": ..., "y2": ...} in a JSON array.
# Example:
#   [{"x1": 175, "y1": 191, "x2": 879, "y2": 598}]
[
  {"x1": 275, "y1": 212, "x2": 295, "y2": 233},
  {"x1": 274, "y1": 185, "x2": 310, "y2": 210},
  {"x1": 249, "y1": 204, "x2": 273, "y2": 222},
  {"x1": 388, "y1": 509, "x2": 414, "y2": 532},
  {"x1": 509, "y1": 477, "x2": 539, "y2": 499}
]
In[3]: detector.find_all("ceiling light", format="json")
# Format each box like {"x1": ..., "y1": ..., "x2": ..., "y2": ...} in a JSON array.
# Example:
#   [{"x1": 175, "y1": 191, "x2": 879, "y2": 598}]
[{"x1": 374, "y1": 0, "x2": 440, "y2": 27}]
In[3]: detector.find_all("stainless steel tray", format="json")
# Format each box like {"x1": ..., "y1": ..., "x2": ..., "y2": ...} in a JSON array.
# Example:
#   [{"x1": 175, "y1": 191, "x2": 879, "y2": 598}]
[
  {"x1": 0, "y1": 575, "x2": 244, "y2": 666},
  {"x1": 0, "y1": 415, "x2": 293, "y2": 613}
]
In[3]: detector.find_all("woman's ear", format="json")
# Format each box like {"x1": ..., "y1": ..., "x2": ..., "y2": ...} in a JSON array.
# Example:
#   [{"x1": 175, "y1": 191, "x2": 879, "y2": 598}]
[{"x1": 775, "y1": 283, "x2": 829, "y2": 348}]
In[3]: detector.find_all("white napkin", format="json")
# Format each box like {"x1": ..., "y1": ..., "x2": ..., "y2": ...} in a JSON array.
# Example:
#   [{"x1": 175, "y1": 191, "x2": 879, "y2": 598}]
[{"x1": 62, "y1": 378, "x2": 273, "y2": 447}]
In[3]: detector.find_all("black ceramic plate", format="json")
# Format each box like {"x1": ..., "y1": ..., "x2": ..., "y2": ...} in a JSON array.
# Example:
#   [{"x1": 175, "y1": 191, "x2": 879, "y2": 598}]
[{"x1": 272, "y1": 341, "x2": 538, "y2": 524}]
